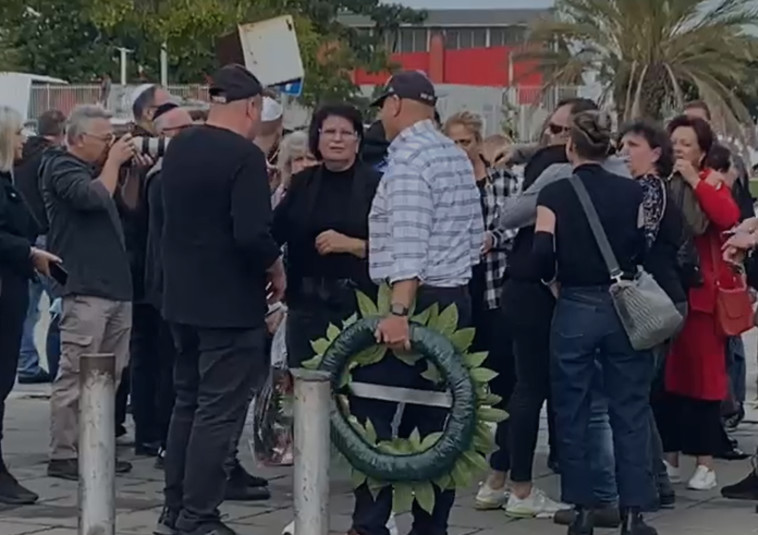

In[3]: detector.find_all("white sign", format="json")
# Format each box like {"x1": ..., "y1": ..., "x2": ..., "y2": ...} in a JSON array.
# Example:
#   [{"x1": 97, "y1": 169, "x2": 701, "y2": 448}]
[{"x1": 238, "y1": 15, "x2": 305, "y2": 87}]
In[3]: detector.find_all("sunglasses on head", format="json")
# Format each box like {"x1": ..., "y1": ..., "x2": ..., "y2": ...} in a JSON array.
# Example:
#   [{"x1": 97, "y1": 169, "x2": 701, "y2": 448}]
[{"x1": 548, "y1": 123, "x2": 570, "y2": 136}]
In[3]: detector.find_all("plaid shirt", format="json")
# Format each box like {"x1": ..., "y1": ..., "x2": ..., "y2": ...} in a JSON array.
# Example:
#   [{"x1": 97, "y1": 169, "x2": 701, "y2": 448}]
[
  {"x1": 479, "y1": 167, "x2": 522, "y2": 309},
  {"x1": 369, "y1": 120, "x2": 483, "y2": 286}
]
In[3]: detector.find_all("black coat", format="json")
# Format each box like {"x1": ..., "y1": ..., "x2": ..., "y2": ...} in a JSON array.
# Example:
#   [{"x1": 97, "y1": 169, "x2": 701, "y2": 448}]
[
  {"x1": 0, "y1": 171, "x2": 36, "y2": 281},
  {"x1": 13, "y1": 136, "x2": 52, "y2": 235}
]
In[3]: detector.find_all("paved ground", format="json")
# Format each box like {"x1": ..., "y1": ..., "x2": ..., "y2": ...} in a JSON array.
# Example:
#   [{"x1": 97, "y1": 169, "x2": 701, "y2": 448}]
[{"x1": 0, "y1": 323, "x2": 756, "y2": 535}]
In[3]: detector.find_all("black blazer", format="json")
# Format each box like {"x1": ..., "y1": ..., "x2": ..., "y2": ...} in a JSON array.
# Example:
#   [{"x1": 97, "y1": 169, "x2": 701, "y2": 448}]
[
  {"x1": 273, "y1": 162, "x2": 381, "y2": 300},
  {"x1": 0, "y1": 171, "x2": 36, "y2": 282}
]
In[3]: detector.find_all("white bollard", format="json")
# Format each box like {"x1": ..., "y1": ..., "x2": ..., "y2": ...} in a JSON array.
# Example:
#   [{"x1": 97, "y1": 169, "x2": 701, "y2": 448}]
[
  {"x1": 291, "y1": 368, "x2": 331, "y2": 535},
  {"x1": 79, "y1": 353, "x2": 116, "y2": 535}
]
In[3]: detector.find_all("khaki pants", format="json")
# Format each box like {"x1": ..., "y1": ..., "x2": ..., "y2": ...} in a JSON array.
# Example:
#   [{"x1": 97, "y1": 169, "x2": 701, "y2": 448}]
[{"x1": 50, "y1": 295, "x2": 132, "y2": 460}]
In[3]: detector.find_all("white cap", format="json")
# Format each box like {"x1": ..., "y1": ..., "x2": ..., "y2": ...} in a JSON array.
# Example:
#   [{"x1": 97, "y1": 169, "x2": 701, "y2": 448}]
[
  {"x1": 131, "y1": 84, "x2": 157, "y2": 109},
  {"x1": 262, "y1": 96, "x2": 283, "y2": 122}
]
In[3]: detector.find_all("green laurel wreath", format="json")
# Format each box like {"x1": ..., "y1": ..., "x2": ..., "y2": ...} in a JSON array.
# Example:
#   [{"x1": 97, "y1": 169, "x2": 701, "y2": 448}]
[{"x1": 302, "y1": 284, "x2": 507, "y2": 515}]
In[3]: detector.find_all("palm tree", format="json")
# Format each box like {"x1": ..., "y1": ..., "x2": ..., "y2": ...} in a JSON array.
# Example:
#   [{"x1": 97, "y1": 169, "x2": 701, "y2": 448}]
[{"x1": 521, "y1": 0, "x2": 758, "y2": 139}]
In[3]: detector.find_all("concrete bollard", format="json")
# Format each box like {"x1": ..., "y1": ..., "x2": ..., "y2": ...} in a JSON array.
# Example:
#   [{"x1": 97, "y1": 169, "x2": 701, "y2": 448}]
[
  {"x1": 290, "y1": 368, "x2": 331, "y2": 535},
  {"x1": 79, "y1": 353, "x2": 116, "y2": 535}
]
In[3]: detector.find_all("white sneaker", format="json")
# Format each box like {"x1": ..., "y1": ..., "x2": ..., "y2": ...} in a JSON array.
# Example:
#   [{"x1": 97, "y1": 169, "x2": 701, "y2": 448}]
[
  {"x1": 475, "y1": 481, "x2": 510, "y2": 510},
  {"x1": 687, "y1": 465, "x2": 717, "y2": 491},
  {"x1": 664, "y1": 460, "x2": 682, "y2": 484},
  {"x1": 505, "y1": 487, "x2": 570, "y2": 519}
]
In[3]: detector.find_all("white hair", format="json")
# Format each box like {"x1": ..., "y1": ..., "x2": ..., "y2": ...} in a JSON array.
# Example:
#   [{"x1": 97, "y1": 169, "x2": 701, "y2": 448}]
[
  {"x1": 0, "y1": 106, "x2": 22, "y2": 173},
  {"x1": 66, "y1": 105, "x2": 112, "y2": 146},
  {"x1": 278, "y1": 131, "x2": 309, "y2": 175}
]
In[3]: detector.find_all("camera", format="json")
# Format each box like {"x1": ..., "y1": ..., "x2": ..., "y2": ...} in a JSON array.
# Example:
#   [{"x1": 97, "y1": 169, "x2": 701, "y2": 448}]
[{"x1": 131, "y1": 136, "x2": 170, "y2": 159}]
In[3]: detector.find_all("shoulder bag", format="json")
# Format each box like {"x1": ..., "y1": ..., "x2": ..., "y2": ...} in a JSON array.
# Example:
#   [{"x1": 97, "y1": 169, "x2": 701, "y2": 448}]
[
  {"x1": 709, "y1": 235, "x2": 753, "y2": 336},
  {"x1": 569, "y1": 175, "x2": 684, "y2": 350}
]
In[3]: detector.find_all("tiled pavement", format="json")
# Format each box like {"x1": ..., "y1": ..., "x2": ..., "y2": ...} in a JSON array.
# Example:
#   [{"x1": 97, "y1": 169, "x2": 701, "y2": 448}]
[{"x1": 1, "y1": 331, "x2": 756, "y2": 535}]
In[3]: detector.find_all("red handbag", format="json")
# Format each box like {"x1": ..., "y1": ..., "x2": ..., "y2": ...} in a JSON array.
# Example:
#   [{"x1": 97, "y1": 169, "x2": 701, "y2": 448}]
[{"x1": 711, "y1": 236, "x2": 753, "y2": 336}]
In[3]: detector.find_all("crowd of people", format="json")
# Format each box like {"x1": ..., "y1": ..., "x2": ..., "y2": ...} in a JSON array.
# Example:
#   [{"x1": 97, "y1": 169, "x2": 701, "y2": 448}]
[{"x1": 0, "y1": 62, "x2": 757, "y2": 535}]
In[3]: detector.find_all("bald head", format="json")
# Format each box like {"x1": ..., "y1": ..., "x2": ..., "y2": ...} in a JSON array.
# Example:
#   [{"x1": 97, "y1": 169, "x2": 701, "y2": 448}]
[{"x1": 154, "y1": 107, "x2": 193, "y2": 138}]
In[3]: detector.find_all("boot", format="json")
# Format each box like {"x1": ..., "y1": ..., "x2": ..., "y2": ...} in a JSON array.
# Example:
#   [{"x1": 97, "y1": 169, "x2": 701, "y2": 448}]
[
  {"x1": 568, "y1": 507, "x2": 594, "y2": 535},
  {"x1": 0, "y1": 454, "x2": 38, "y2": 505},
  {"x1": 620, "y1": 508, "x2": 657, "y2": 535}
]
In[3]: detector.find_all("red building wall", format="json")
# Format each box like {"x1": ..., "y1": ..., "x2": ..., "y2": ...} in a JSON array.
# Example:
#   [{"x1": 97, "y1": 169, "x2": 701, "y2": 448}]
[{"x1": 354, "y1": 44, "x2": 542, "y2": 99}]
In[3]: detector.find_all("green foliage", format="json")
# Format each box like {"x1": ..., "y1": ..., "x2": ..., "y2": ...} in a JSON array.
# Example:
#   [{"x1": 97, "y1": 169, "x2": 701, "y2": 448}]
[
  {"x1": 522, "y1": 0, "x2": 758, "y2": 141},
  {"x1": 1, "y1": 0, "x2": 424, "y2": 106}
]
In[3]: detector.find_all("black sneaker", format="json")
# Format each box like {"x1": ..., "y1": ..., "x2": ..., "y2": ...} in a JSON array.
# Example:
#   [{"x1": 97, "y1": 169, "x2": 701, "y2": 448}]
[
  {"x1": 181, "y1": 520, "x2": 237, "y2": 535},
  {"x1": 229, "y1": 460, "x2": 268, "y2": 488},
  {"x1": 135, "y1": 441, "x2": 161, "y2": 457},
  {"x1": 154, "y1": 506, "x2": 178, "y2": 535},
  {"x1": 224, "y1": 478, "x2": 271, "y2": 501},
  {"x1": 0, "y1": 471, "x2": 38, "y2": 504},
  {"x1": 17, "y1": 369, "x2": 51, "y2": 384},
  {"x1": 721, "y1": 470, "x2": 758, "y2": 500},
  {"x1": 48, "y1": 458, "x2": 132, "y2": 480},
  {"x1": 554, "y1": 506, "x2": 620, "y2": 528}
]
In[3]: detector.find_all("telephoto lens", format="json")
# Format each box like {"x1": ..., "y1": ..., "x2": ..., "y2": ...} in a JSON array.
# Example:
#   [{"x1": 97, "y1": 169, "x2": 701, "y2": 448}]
[{"x1": 131, "y1": 136, "x2": 170, "y2": 158}]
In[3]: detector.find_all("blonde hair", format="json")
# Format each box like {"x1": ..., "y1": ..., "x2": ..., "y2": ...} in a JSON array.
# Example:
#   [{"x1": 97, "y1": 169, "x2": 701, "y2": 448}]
[
  {"x1": 443, "y1": 111, "x2": 484, "y2": 142},
  {"x1": 278, "y1": 130, "x2": 309, "y2": 180},
  {"x1": 0, "y1": 106, "x2": 22, "y2": 173}
]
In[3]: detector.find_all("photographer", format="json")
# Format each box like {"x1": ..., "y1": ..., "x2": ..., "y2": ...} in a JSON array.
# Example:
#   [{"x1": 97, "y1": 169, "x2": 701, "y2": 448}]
[{"x1": 40, "y1": 104, "x2": 152, "y2": 481}]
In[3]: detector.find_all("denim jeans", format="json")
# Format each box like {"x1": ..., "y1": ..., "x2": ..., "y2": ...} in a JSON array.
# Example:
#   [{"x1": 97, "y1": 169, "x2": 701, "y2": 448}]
[
  {"x1": 551, "y1": 286, "x2": 655, "y2": 508},
  {"x1": 726, "y1": 336, "x2": 746, "y2": 404},
  {"x1": 588, "y1": 383, "x2": 617, "y2": 506},
  {"x1": 17, "y1": 275, "x2": 60, "y2": 378}
]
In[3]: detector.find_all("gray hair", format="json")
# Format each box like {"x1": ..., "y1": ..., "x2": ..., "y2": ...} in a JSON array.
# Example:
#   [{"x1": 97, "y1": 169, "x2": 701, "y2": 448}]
[
  {"x1": 0, "y1": 106, "x2": 22, "y2": 173},
  {"x1": 66, "y1": 105, "x2": 112, "y2": 145},
  {"x1": 278, "y1": 131, "x2": 309, "y2": 175}
]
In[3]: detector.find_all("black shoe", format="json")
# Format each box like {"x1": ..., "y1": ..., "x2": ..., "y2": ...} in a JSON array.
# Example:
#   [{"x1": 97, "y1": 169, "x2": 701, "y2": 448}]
[
  {"x1": 48, "y1": 459, "x2": 132, "y2": 480},
  {"x1": 154, "y1": 507, "x2": 178, "y2": 535},
  {"x1": 715, "y1": 447, "x2": 751, "y2": 461},
  {"x1": 229, "y1": 460, "x2": 268, "y2": 488},
  {"x1": 657, "y1": 489, "x2": 676, "y2": 509},
  {"x1": 0, "y1": 471, "x2": 38, "y2": 504},
  {"x1": 47, "y1": 459, "x2": 78, "y2": 481},
  {"x1": 135, "y1": 441, "x2": 161, "y2": 457},
  {"x1": 725, "y1": 404, "x2": 745, "y2": 430},
  {"x1": 17, "y1": 369, "x2": 51, "y2": 384},
  {"x1": 567, "y1": 507, "x2": 594, "y2": 535},
  {"x1": 155, "y1": 448, "x2": 166, "y2": 470},
  {"x1": 620, "y1": 508, "x2": 657, "y2": 535},
  {"x1": 555, "y1": 506, "x2": 620, "y2": 528},
  {"x1": 721, "y1": 470, "x2": 758, "y2": 500},
  {"x1": 181, "y1": 520, "x2": 237, "y2": 535},
  {"x1": 548, "y1": 456, "x2": 560, "y2": 474},
  {"x1": 224, "y1": 479, "x2": 271, "y2": 501}
]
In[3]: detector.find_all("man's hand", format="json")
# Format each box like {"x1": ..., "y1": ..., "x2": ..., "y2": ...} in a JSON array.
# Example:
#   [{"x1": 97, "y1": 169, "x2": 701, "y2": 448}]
[
  {"x1": 315, "y1": 230, "x2": 352, "y2": 255},
  {"x1": 375, "y1": 314, "x2": 411, "y2": 352},
  {"x1": 30, "y1": 247, "x2": 62, "y2": 277},
  {"x1": 481, "y1": 232, "x2": 494, "y2": 256},
  {"x1": 131, "y1": 153, "x2": 154, "y2": 169},
  {"x1": 674, "y1": 159, "x2": 700, "y2": 187},
  {"x1": 266, "y1": 257, "x2": 286, "y2": 304},
  {"x1": 106, "y1": 134, "x2": 137, "y2": 166},
  {"x1": 722, "y1": 231, "x2": 758, "y2": 265}
]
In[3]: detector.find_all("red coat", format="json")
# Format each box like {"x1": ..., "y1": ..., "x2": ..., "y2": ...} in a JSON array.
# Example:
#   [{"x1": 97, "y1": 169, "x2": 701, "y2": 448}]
[{"x1": 665, "y1": 173, "x2": 741, "y2": 401}]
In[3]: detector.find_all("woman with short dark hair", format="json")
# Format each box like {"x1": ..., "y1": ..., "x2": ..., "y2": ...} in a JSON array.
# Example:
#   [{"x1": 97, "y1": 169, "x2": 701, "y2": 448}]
[{"x1": 273, "y1": 103, "x2": 381, "y2": 367}]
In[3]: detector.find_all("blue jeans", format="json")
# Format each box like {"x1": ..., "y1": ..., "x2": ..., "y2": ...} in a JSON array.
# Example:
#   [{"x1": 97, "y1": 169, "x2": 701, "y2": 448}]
[
  {"x1": 17, "y1": 275, "x2": 60, "y2": 379},
  {"x1": 726, "y1": 336, "x2": 746, "y2": 404},
  {"x1": 589, "y1": 384, "x2": 617, "y2": 506},
  {"x1": 551, "y1": 286, "x2": 655, "y2": 508}
]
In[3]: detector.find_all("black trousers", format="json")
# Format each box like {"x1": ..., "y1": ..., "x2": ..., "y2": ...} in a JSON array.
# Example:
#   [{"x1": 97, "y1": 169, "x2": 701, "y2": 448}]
[
  {"x1": 164, "y1": 324, "x2": 267, "y2": 531},
  {"x1": 502, "y1": 279, "x2": 558, "y2": 483},
  {"x1": 0, "y1": 271, "x2": 29, "y2": 452},
  {"x1": 351, "y1": 286, "x2": 471, "y2": 535},
  {"x1": 130, "y1": 304, "x2": 176, "y2": 446},
  {"x1": 653, "y1": 391, "x2": 722, "y2": 457}
]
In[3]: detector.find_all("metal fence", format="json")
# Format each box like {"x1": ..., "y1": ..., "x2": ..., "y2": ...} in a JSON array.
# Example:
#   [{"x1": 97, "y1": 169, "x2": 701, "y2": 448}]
[{"x1": 29, "y1": 83, "x2": 583, "y2": 142}]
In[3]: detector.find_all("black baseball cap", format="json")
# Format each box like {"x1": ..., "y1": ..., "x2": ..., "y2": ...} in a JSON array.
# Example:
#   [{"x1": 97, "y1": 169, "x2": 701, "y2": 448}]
[
  {"x1": 209, "y1": 64, "x2": 263, "y2": 104},
  {"x1": 371, "y1": 70, "x2": 437, "y2": 108}
]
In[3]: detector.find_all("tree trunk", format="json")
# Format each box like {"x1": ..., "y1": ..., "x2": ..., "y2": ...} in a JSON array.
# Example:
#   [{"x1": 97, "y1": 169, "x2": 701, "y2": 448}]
[{"x1": 638, "y1": 63, "x2": 668, "y2": 121}]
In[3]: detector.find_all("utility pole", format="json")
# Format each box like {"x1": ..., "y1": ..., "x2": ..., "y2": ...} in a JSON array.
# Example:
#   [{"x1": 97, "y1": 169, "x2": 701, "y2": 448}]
[
  {"x1": 115, "y1": 47, "x2": 133, "y2": 86},
  {"x1": 160, "y1": 42, "x2": 168, "y2": 87}
]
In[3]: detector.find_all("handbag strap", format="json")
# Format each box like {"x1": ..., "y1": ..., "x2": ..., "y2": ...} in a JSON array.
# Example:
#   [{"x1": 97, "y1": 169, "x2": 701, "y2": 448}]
[{"x1": 568, "y1": 174, "x2": 623, "y2": 281}]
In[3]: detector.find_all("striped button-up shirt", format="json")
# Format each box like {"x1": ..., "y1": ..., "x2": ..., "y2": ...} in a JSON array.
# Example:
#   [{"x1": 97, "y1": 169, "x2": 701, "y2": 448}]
[{"x1": 369, "y1": 119, "x2": 484, "y2": 287}]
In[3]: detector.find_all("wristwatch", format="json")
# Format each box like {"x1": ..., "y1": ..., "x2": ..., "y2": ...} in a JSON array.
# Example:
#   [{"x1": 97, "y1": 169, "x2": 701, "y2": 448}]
[{"x1": 390, "y1": 303, "x2": 409, "y2": 317}]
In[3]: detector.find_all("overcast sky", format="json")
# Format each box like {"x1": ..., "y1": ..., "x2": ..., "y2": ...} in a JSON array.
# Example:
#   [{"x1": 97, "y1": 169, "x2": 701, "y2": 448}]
[{"x1": 396, "y1": 0, "x2": 554, "y2": 8}]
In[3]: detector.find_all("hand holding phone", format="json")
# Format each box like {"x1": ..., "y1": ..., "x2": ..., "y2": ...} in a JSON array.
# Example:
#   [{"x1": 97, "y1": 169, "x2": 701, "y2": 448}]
[{"x1": 49, "y1": 262, "x2": 69, "y2": 286}]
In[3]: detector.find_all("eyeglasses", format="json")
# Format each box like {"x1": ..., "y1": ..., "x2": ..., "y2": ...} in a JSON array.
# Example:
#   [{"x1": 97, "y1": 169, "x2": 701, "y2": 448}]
[
  {"x1": 547, "y1": 123, "x2": 570, "y2": 136},
  {"x1": 320, "y1": 128, "x2": 358, "y2": 140}
]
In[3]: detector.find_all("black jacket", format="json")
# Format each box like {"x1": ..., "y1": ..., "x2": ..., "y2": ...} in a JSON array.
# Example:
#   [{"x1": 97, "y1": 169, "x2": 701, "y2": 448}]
[
  {"x1": 0, "y1": 171, "x2": 36, "y2": 282},
  {"x1": 161, "y1": 125, "x2": 281, "y2": 329},
  {"x1": 40, "y1": 148, "x2": 132, "y2": 301},
  {"x1": 14, "y1": 136, "x2": 53, "y2": 235},
  {"x1": 143, "y1": 161, "x2": 164, "y2": 311}
]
